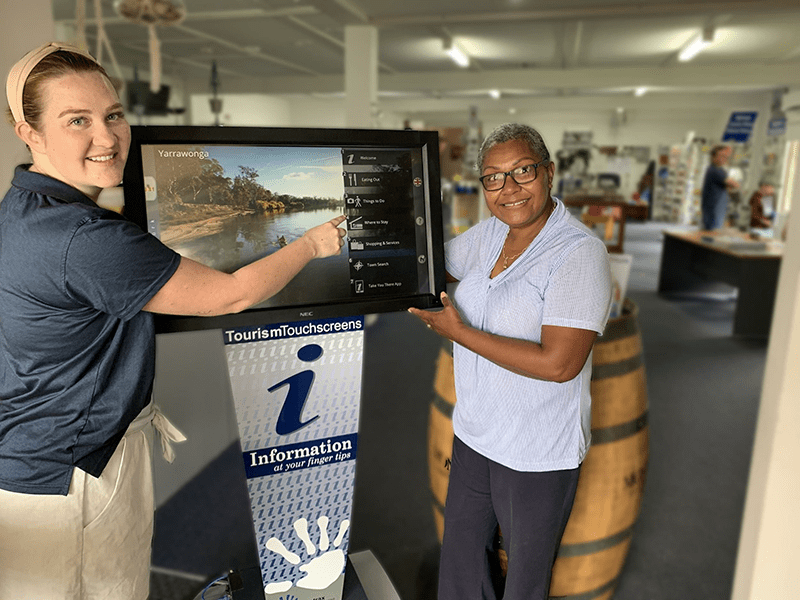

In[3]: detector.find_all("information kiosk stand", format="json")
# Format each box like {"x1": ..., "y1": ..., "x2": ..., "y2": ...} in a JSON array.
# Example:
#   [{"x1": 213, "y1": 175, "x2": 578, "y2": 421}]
[
  {"x1": 122, "y1": 126, "x2": 445, "y2": 599},
  {"x1": 225, "y1": 315, "x2": 363, "y2": 600}
]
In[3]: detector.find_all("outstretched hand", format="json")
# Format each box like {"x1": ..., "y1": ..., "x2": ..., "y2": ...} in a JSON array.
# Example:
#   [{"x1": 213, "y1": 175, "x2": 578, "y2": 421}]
[
  {"x1": 303, "y1": 215, "x2": 347, "y2": 259},
  {"x1": 408, "y1": 292, "x2": 464, "y2": 341}
]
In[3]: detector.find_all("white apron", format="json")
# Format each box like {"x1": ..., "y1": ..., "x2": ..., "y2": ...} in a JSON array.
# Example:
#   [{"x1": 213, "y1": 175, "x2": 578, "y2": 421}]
[{"x1": 0, "y1": 402, "x2": 186, "y2": 600}]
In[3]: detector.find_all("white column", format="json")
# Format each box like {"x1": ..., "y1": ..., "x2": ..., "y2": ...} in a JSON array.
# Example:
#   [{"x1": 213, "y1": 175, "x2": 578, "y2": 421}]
[
  {"x1": 731, "y1": 128, "x2": 800, "y2": 595},
  {"x1": 344, "y1": 25, "x2": 378, "y2": 129},
  {"x1": 0, "y1": 0, "x2": 55, "y2": 192}
]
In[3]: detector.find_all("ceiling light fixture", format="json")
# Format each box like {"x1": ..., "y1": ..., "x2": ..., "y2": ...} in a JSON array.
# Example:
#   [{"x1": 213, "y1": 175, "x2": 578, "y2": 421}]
[
  {"x1": 489, "y1": 89, "x2": 501, "y2": 100},
  {"x1": 444, "y1": 39, "x2": 470, "y2": 68},
  {"x1": 678, "y1": 26, "x2": 715, "y2": 62},
  {"x1": 634, "y1": 86, "x2": 647, "y2": 97}
]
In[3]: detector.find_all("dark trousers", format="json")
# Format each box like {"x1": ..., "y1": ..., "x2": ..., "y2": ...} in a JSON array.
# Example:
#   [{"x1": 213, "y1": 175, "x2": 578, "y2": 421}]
[{"x1": 438, "y1": 436, "x2": 580, "y2": 600}]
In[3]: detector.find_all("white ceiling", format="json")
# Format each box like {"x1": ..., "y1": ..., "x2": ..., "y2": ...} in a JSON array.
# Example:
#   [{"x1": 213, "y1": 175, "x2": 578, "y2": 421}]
[{"x1": 52, "y1": 0, "x2": 800, "y2": 122}]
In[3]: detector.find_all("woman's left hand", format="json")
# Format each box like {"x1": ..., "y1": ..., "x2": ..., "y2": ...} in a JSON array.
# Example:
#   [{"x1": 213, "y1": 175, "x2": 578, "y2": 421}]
[{"x1": 408, "y1": 292, "x2": 464, "y2": 340}]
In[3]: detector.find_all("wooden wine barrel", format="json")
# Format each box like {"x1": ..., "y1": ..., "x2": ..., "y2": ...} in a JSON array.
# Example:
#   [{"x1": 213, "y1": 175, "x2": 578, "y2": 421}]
[
  {"x1": 428, "y1": 339, "x2": 456, "y2": 543},
  {"x1": 427, "y1": 298, "x2": 649, "y2": 600}
]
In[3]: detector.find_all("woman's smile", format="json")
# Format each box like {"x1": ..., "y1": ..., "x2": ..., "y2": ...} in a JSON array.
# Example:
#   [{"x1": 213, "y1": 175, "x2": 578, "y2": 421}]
[{"x1": 87, "y1": 153, "x2": 117, "y2": 163}]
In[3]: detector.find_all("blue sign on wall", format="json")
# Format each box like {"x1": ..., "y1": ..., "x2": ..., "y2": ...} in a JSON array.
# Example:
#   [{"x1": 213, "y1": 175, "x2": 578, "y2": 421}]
[
  {"x1": 722, "y1": 111, "x2": 758, "y2": 142},
  {"x1": 768, "y1": 117, "x2": 787, "y2": 137}
]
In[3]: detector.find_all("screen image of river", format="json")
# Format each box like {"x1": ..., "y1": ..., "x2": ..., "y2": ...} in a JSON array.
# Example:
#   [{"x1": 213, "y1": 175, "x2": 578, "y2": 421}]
[
  {"x1": 171, "y1": 207, "x2": 352, "y2": 311},
  {"x1": 140, "y1": 143, "x2": 432, "y2": 319}
]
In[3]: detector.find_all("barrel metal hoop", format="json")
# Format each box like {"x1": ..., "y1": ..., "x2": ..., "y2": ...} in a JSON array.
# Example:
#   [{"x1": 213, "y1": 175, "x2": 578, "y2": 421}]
[
  {"x1": 441, "y1": 339, "x2": 454, "y2": 356},
  {"x1": 431, "y1": 493, "x2": 445, "y2": 514},
  {"x1": 591, "y1": 353, "x2": 643, "y2": 381},
  {"x1": 432, "y1": 393, "x2": 455, "y2": 419},
  {"x1": 557, "y1": 525, "x2": 634, "y2": 558},
  {"x1": 591, "y1": 411, "x2": 649, "y2": 444},
  {"x1": 601, "y1": 311, "x2": 640, "y2": 342},
  {"x1": 547, "y1": 576, "x2": 619, "y2": 600}
]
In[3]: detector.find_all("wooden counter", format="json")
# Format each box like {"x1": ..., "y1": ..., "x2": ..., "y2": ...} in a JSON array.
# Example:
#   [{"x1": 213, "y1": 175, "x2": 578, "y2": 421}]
[
  {"x1": 657, "y1": 229, "x2": 783, "y2": 338},
  {"x1": 562, "y1": 193, "x2": 649, "y2": 220}
]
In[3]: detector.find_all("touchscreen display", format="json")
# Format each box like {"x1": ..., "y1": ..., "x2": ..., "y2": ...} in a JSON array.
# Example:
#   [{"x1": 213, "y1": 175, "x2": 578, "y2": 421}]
[{"x1": 123, "y1": 127, "x2": 444, "y2": 331}]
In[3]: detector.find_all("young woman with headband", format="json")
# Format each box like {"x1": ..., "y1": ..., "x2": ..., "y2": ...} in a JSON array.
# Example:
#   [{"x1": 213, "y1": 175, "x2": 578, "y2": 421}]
[{"x1": 0, "y1": 42, "x2": 346, "y2": 599}]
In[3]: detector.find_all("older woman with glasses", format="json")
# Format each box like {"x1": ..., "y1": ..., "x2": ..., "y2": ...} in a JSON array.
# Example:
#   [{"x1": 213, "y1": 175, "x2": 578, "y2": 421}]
[{"x1": 411, "y1": 123, "x2": 612, "y2": 600}]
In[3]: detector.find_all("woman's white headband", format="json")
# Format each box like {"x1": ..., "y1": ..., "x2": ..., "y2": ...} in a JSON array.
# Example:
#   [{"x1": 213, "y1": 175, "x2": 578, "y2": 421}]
[{"x1": 6, "y1": 42, "x2": 98, "y2": 124}]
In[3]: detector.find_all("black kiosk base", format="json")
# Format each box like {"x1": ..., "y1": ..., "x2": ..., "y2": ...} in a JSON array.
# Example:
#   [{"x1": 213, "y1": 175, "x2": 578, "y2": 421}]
[{"x1": 195, "y1": 550, "x2": 400, "y2": 600}]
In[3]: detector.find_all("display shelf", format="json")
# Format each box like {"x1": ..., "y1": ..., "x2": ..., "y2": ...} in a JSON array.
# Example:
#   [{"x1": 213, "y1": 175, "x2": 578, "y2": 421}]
[
  {"x1": 450, "y1": 180, "x2": 486, "y2": 235},
  {"x1": 652, "y1": 141, "x2": 706, "y2": 225}
]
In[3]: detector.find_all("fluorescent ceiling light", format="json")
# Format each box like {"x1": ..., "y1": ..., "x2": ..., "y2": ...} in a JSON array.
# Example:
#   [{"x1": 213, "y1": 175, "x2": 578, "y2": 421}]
[
  {"x1": 444, "y1": 39, "x2": 470, "y2": 68},
  {"x1": 489, "y1": 89, "x2": 501, "y2": 99},
  {"x1": 634, "y1": 86, "x2": 647, "y2": 97},
  {"x1": 678, "y1": 27, "x2": 715, "y2": 62}
]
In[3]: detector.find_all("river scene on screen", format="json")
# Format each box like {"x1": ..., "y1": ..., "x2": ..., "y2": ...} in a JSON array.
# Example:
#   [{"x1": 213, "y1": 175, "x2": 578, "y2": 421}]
[{"x1": 143, "y1": 144, "x2": 423, "y2": 310}]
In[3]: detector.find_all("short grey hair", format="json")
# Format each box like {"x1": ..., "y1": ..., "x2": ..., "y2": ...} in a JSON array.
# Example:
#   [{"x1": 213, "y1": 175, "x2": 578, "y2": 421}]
[{"x1": 475, "y1": 123, "x2": 550, "y2": 173}]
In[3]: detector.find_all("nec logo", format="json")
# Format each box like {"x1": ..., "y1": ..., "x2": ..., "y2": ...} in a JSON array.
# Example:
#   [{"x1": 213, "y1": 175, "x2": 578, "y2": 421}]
[
  {"x1": 299, "y1": 310, "x2": 314, "y2": 317},
  {"x1": 269, "y1": 343, "x2": 322, "y2": 436}
]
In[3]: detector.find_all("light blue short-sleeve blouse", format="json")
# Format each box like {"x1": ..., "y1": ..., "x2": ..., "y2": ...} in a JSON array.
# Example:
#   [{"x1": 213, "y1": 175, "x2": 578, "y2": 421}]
[{"x1": 445, "y1": 198, "x2": 612, "y2": 472}]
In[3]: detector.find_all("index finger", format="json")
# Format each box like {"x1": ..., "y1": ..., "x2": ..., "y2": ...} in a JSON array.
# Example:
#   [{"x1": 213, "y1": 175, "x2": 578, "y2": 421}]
[{"x1": 330, "y1": 215, "x2": 347, "y2": 226}]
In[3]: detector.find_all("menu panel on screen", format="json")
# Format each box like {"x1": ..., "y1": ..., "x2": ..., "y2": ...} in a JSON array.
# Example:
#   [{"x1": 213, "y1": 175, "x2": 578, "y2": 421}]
[{"x1": 123, "y1": 126, "x2": 445, "y2": 332}]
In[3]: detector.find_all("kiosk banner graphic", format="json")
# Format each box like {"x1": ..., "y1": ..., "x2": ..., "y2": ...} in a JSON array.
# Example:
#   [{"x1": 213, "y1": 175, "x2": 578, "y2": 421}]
[{"x1": 224, "y1": 316, "x2": 365, "y2": 600}]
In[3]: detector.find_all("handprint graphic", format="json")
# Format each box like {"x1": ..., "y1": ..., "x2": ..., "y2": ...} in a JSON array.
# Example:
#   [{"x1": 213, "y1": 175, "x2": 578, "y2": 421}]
[{"x1": 264, "y1": 515, "x2": 350, "y2": 595}]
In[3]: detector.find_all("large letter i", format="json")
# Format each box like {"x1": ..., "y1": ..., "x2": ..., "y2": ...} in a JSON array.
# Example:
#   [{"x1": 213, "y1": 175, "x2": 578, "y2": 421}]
[{"x1": 270, "y1": 343, "x2": 323, "y2": 435}]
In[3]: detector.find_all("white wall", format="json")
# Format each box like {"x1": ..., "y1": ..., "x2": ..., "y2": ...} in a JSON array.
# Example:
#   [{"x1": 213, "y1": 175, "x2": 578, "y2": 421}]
[
  {"x1": 0, "y1": 0, "x2": 55, "y2": 192},
  {"x1": 185, "y1": 93, "x2": 407, "y2": 130},
  {"x1": 289, "y1": 97, "x2": 348, "y2": 128},
  {"x1": 732, "y1": 92, "x2": 800, "y2": 599},
  {"x1": 190, "y1": 93, "x2": 292, "y2": 127}
]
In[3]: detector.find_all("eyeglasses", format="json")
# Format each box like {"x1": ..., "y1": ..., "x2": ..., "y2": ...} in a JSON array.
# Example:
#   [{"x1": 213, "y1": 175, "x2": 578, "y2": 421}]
[{"x1": 479, "y1": 160, "x2": 549, "y2": 192}]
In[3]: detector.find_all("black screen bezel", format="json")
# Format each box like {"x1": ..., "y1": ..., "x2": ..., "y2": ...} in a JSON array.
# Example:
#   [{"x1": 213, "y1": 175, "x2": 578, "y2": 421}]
[{"x1": 122, "y1": 125, "x2": 445, "y2": 333}]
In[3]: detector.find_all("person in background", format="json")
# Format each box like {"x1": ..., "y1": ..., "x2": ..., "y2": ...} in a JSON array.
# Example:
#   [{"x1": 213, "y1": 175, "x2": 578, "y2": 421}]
[
  {"x1": 634, "y1": 159, "x2": 655, "y2": 213},
  {"x1": 410, "y1": 123, "x2": 612, "y2": 600},
  {"x1": 749, "y1": 181, "x2": 776, "y2": 229},
  {"x1": 0, "y1": 42, "x2": 346, "y2": 600},
  {"x1": 701, "y1": 144, "x2": 740, "y2": 230}
]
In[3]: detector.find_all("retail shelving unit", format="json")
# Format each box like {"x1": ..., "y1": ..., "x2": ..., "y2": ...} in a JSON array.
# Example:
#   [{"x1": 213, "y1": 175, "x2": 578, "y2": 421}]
[{"x1": 652, "y1": 141, "x2": 708, "y2": 225}]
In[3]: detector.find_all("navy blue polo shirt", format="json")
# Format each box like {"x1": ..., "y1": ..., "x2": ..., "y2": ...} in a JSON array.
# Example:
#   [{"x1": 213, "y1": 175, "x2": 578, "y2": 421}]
[
  {"x1": 701, "y1": 164, "x2": 730, "y2": 230},
  {"x1": 0, "y1": 167, "x2": 180, "y2": 495}
]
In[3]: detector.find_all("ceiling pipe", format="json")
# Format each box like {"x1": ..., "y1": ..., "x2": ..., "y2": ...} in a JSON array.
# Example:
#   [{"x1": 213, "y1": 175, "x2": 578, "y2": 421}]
[
  {"x1": 172, "y1": 24, "x2": 321, "y2": 76},
  {"x1": 56, "y1": 6, "x2": 320, "y2": 27},
  {"x1": 331, "y1": 0, "x2": 370, "y2": 23}
]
